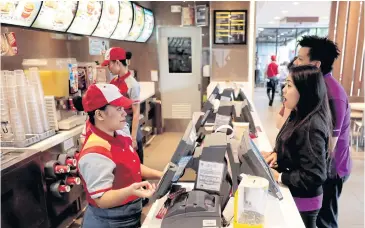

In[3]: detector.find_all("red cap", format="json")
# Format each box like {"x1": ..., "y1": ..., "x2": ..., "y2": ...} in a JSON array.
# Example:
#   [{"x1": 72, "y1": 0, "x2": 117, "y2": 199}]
[
  {"x1": 82, "y1": 84, "x2": 132, "y2": 112},
  {"x1": 101, "y1": 47, "x2": 127, "y2": 66},
  {"x1": 271, "y1": 55, "x2": 276, "y2": 61}
]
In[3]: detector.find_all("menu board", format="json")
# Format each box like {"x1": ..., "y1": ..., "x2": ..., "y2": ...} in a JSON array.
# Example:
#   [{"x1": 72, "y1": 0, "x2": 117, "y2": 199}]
[
  {"x1": 0, "y1": 1, "x2": 41, "y2": 27},
  {"x1": 67, "y1": 1, "x2": 102, "y2": 36},
  {"x1": 32, "y1": 1, "x2": 78, "y2": 32},
  {"x1": 214, "y1": 10, "x2": 247, "y2": 45},
  {"x1": 110, "y1": 1, "x2": 133, "y2": 40},
  {"x1": 124, "y1": 3, "x2": 144, "y2": 41},
  {"x1": 92, "y1": 1, "x2": 119, "y2": 38},
  {"x1": 136, "y1": 9, "x2": 154, "y2": 43}
]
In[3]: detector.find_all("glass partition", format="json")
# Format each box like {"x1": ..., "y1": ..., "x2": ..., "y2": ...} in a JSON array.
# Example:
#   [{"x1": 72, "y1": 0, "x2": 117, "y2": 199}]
[{"x1": 255, "y1": 27, "x2": 329, "y2": 86}]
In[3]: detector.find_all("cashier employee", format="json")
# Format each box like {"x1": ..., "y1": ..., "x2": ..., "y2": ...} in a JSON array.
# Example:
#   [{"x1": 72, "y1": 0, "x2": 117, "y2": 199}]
[
  {"x1": 74, "y1": 84, "x2": 162, "y2": 228},
  {"x1": 262, "y1": 65, "x2": 331, "y2": 228},
  {"x1": 101, "y1": 47, "x2": 144, "y2": 164}
]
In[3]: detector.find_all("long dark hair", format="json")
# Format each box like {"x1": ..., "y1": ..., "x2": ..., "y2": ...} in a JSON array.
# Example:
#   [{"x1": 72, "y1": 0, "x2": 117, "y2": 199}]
[{"x1": 280, "y1": 65, "x2": 332, "y2": 151}]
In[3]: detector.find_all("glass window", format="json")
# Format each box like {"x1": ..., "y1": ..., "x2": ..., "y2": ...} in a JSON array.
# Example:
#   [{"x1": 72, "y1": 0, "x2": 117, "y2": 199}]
[
  {"x1": 168, "y1": 37, "x2": 192, "y2": 73},
  {"x1": 317, "y1": 28, "x2": 329, "y2": 37}
]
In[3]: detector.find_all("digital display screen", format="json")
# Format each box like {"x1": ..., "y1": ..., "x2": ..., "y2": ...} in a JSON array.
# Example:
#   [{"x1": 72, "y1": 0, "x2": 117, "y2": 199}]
[
  {"x1": 110, "y1": 0, "x2": 133, "y2": 40},
  {"x1": 67, "y1": 1, "x2": 102, "y2": 36},
  {"x1": 92, "y1": 1, "x2": 119, "y2": 38},
  {"x1": 136, "y1": 8, "x2": 154, "y2": 42},
  {"x1": 32, "y1": 1, "x2": 78, "y2": 32},
  {"x1": 0, "y1": 1, "x2": 41, "y2": 27},
  {"x1": 124, "y1": 3, "x2": 144, "y2": 41},
  {"x1": 214, "y1": 10, "x2": 247, "y2": 45}
]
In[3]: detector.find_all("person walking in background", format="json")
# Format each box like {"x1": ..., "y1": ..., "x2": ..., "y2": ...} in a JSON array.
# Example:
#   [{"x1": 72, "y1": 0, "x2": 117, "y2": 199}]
[
  {"x1": 266, "y1": 55, "x2": 279, "y2": 106},
  {"x1": 276, "y1": 35, "x2": 352, "y2": 228}
]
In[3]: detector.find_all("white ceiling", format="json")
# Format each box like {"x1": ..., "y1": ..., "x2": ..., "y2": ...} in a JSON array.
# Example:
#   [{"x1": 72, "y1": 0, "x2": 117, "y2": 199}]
[{"x1": 256, "y1": 1, "x2": 331, "y2": 28}]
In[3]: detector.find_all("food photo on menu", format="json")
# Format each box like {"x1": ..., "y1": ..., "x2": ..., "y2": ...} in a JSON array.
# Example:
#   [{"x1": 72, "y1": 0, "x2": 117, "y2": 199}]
[
  {"x1": 92, "y1": 1, "x2": 119, "y2": 38},
  {"x1": 0, "y1": 1, "x2": 41, "y2": 26},
  {"x1": 110, "y1": 1, "x2": 133, "y2": 40},
  {"x1": 67, "y1": 1, "x2": 102, "y2": 36},
  {"x1": 126, "y1": 4, "x2": 144, "y2": 41},
  {"x1": 32, "y1": 1, "x2": 78, "y2": 32}
]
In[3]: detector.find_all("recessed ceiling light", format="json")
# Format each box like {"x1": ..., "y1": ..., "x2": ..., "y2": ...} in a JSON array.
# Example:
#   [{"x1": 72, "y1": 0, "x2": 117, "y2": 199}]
[
  {"x1": 274, "y1": 16, "x2": 281, "y2": 20},
  {"x1": 269, "y1": 21, "x2": 274, "y2": 24},
  {"x1": 293, "y1": 2, "x2": 299, "y2": 5},
  {"x1": 282, "y1": 10, "x2": 288, "y2": 14}
]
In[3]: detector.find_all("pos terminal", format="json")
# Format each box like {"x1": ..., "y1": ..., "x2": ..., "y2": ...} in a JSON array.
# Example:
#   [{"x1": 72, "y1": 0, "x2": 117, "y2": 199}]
[{"x1": 151, "y1": 88, "x2": 283, "y2": 228}]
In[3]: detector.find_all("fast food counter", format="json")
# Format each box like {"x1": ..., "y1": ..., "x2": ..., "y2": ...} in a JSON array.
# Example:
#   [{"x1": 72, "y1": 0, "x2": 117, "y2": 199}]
[
  {"x1": 141, "y1": 81, "x2": 305, "y2": 228},
  {"x1": 0, "y1": 83, "x2": 157, "y2": 228}
]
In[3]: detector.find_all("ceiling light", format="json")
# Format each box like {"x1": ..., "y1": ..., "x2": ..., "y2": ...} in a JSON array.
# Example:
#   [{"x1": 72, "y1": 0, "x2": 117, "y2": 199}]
[
  {"x1": 274, "y1": 16, "x2": 281, "y2": 20},
  {"x1": 269, "y1": 21, "x2": 274, "y2": 24},
  {"x1": 293, "y1": 2, "x2": 299, "y2": 5},
  {"x1": 282, "y1": 10, "x2": 288, "y2": 14},
  {"x1": 258, "y1": 28, "x2": 264, "y2": 31}
]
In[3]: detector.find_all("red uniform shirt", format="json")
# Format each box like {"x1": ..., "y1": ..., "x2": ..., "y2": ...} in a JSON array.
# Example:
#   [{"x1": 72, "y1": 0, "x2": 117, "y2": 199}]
[
  {"x1": 78, "y1": 124, "x2": 141, "y2": 207},
  {"x1": 267, "y1": 62, "x2": 279, "y2": 78}
]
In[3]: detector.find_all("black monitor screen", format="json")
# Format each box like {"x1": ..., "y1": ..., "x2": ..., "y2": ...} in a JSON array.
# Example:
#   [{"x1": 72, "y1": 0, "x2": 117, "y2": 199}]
[
  {"x1": 237, "y1": 131, "x2": 283, "y2": 200},
  {"x1": 169, "y1": 120, "x2": 197, "y2": 164}
]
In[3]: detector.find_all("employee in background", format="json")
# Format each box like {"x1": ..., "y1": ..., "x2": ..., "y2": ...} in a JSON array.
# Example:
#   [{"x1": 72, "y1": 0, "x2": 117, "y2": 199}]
[
  {"x1": 73, "y1": 84, "x2": 162, "y2": 228},
  {"x1": 101, "y1": 47, "x2": 144, "y2": 164},
  {"x1": 266, "y1": 55, "x2": 279, "y2": 106},
  {"x1": 277, "y1": 36, "x2": 351, "y2": 228},
  {"x1": 263, "y1": 65, "x2": 332, "y2": 228}
]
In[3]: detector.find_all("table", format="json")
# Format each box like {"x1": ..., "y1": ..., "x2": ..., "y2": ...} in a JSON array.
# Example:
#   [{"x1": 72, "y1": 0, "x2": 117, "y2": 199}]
[{"x1": 350, "y1": 103, "x2": 365, "y2": 112}]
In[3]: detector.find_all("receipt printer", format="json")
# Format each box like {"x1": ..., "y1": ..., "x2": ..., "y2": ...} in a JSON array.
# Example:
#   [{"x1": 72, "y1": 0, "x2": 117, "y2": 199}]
[{"x1": 162, "y1": 190, "x2": 222, "y2": 228}]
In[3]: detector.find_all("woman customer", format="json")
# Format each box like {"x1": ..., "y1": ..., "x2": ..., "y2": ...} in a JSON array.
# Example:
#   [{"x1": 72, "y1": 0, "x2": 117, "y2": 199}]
[
  {"x1": 74, "y1": 84, "x2": 162, "y2": 228},
  {"x1": 101, "y1": 47, "x2": 144, "y2": 164},
  {"x1": 262, "y1": 65, "x2": 332, "y2": 228}
]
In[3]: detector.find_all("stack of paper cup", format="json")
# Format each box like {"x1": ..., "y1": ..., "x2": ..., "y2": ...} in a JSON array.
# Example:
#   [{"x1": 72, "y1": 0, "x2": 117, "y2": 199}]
[
  {"x1": 0, "y1": 83, "x2": 13, "y2": 141},
  {"x1": 9, "y1": 108, "x2": 26, "y2": 141},
  {"x1": 17, "y1": 85, "x2": 32, "y2": 134},
  {"x1": 27, "y1": 68, "x2": 50, "y2": 131},
  {"x1": 26, "y1": 86, "x2": 44, "y2": 134},
  {"x1": 234, "y1": 174, "x2": 269, "y2": 228}
]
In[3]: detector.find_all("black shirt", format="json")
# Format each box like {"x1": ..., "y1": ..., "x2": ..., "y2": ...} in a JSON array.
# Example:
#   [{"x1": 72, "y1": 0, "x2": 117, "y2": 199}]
[{"x1": 275, "y1": 111, "x2": 329, "y2": 198}]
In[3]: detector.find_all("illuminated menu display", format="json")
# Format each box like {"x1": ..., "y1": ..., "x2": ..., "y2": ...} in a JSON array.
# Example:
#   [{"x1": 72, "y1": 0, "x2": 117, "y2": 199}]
[
  {"x1": 0, "y1": 1, "x2": 41, "y2": 27},
  {"x1": 125, "y1": 3, "x2": 144, "y2": 41},
  {"x1": 214, "y1": 10, "x2": 247, "y2": 45},
  {"x1": 32, "y1": 1, "x2": 78, "y2": 32},
  {"x1": 92, "y1": 1, "x2": 119, "y2": 38},
  {"x1": 136, "y1": 9, "x2": 154, "y2": 43},
  {"x1": 110, "y1": 0, "x2": 133, "y2": 40},
  {"x1": 67, "y1": 1, "x2": 102, "y2": 36}
]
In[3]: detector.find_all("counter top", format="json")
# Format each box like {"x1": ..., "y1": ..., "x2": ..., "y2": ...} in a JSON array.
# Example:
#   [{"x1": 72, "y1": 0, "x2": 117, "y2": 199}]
[
  {"x1": 142, "y1": 81, "x2": 305, "y2": 228},
  {"x1": 1, "y1": 125, "x2": 84, "y2": 152},
  {"x1": 139, "y1": 82, "x2": 156, "y2": 102}
]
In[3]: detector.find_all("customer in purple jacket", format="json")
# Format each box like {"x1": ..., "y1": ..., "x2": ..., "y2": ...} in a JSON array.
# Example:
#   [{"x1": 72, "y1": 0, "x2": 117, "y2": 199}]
[{"x1": 276, "y1": 35, "x2": 352, "y2": 228}]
